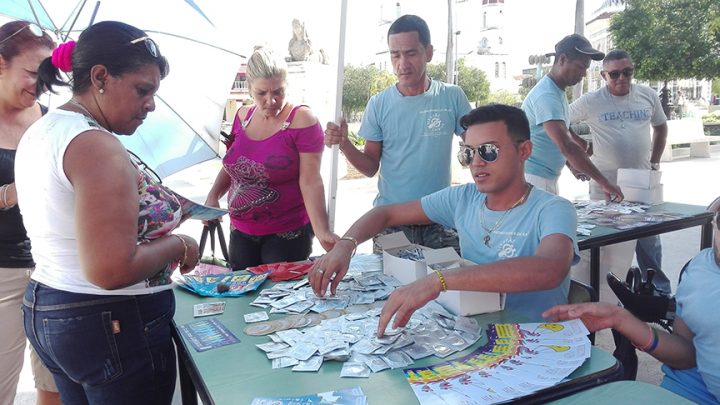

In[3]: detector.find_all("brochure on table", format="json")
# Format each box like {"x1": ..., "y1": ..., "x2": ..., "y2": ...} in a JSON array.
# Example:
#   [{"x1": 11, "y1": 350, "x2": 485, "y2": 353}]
[{"x1": 404, "y1": 319, "x2": 592, "y2": 405}]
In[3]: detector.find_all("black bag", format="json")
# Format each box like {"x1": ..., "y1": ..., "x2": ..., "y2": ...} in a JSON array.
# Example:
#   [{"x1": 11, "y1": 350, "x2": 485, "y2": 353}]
[
  {"x1": 198, "y1": 220, "x2": 230, "y2": 268},
  {"x1": 606, "y1": 267, "x2": 677, "y2": 381}
]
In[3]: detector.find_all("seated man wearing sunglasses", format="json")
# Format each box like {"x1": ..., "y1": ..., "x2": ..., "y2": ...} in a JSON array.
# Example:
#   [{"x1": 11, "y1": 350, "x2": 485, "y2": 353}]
[
  {"x1": 569, "y1": 49, "x2": 669, "y2": 298},
  {"x1": 310, "y1": 104, "x2": 580, "y2": 335}
]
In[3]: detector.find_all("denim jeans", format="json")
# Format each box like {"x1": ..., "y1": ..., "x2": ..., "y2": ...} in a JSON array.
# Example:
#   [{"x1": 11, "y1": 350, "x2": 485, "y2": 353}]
[
  {"x1": 372, "y1": 223, "x2": 460, "y2": 254},
  {"x1": 22, "y1": 281, "x2": 176, "y2": 405}
]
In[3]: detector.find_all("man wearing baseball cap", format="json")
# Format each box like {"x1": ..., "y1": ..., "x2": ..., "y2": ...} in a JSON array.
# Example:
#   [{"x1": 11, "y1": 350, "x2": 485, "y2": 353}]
[{"x1": 522, "y1": 33, "x2": 624, "y2": 202}]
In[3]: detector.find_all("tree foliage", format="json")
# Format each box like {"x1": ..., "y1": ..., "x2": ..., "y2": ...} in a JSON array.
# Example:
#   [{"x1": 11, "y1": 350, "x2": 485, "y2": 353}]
[
  {"x1": 610, "y1": 0, "x2": 720, "y2": 81},
  {"x1": 342, "y1": 58, "x2": 492, "y2": 119},
  {"x1": 342, "y1": 65, "x2": 375, "y2": 119},
  {"x1": 426, "y1": 59, "x2": 491, "y2": 105}
]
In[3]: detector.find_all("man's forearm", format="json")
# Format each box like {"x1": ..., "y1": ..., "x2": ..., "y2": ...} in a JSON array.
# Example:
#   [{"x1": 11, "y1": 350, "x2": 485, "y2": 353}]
[{"x1": 341, "y1": 143, "x2": 380, "y2": 177}]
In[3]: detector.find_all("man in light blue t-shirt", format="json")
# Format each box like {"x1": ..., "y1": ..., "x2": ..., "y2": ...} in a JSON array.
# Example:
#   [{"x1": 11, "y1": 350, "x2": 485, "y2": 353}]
[
  {"x1": 325, "y1": 14, "x2": 471, "y2": 251},
  {"x1": 522, "y1": 34, "x2": 623, "y2": 201},
  {"x1": 311, "y1": 104, "x2": 580, "y2": 334},
  {"x1": 544, "y1": 204, "x2": 720, "y2": 404}
]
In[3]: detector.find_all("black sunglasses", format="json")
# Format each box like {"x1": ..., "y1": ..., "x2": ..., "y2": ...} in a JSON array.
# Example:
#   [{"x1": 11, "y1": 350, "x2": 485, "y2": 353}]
[
  {"x1": 129, "y1": 36, "x2": 159, "y2": 58},
  {"x1": 0, "y1": 23, "x2": 43, "y2": 47},
  {"x1": 604, "y1": 68, "x2": 634, "y2": 80},
  {"x1": 457, "y1": 142, "x2": 501, "y2": 167}
]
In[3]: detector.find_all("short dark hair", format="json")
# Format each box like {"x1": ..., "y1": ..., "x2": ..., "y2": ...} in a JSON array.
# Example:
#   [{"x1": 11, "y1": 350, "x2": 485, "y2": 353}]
[
  {"x1": 37, "y1": 21, "x2": 169, "y2": 95},
  {"x1": 603, "y1": 49, "x2": 633, "y2": 65},
  {"x1": 0, "y1": 20, "x2": 55, "y2": 62},
  {"x1": 460, "y1": 104, "x2": 530, "y2": 143},
  {"x1": 387, "y1": 15, "x2": 430, "y2": 47}
]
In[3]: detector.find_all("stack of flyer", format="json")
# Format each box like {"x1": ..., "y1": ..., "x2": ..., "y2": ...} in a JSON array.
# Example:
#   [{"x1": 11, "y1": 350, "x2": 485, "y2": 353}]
[{"x1": 404, "y1": 319, "x2": 591, "y2": 404}]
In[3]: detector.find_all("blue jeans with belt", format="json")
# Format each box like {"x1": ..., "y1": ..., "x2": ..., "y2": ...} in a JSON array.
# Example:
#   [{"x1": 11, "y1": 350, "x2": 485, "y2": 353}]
[{"x1": 22, "y1": 281, "x2": 176, "y2": 405}]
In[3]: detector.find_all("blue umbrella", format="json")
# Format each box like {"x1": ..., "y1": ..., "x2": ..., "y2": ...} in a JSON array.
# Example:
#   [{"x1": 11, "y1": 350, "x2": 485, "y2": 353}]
[{"x1": 0, "y1": 0, "x2": 245, "y2": 178}]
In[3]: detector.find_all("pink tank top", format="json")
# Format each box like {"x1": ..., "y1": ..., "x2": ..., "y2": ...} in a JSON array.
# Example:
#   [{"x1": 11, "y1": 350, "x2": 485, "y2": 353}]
[{"x1": 223, "y1": 105, "x2": 323, "y2": 235}]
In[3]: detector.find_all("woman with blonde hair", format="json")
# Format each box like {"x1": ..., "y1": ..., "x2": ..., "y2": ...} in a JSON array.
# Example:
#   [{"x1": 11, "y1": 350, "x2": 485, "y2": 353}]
[{"x1": 205, "y1": 48, "x2": 337, "y2": 269}]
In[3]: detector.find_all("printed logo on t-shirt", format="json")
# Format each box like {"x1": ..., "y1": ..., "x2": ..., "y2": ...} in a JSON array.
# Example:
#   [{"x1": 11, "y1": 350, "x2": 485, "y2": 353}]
[
  {"x1": 496, "y1": 237, "x2": 519, "y2": 259},
  {"x1": 599, "y1": 108, "x2": 651, "y2": 123},
  {"x1": 421, "y1": 109, "x2": 452, "y2": 137}
]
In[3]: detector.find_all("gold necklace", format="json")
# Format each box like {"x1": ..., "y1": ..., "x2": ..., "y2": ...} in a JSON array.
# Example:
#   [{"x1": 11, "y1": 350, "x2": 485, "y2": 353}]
[
  {"x1": 67, "y1": 99, "x2": 109, "y2": 132},
  {"x1": 480, "y1": 184, "x2": 533, "y2": 247}
]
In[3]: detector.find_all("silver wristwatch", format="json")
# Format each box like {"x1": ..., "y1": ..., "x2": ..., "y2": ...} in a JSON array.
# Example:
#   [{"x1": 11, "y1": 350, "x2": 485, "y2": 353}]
[{"x1": 650, "y1": 162, "x2": 660, "y2": 171}]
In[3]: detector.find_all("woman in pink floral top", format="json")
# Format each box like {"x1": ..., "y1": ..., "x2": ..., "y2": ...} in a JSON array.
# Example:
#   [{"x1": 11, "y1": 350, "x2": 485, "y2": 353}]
[{"x1": 205, "y1": 48, "x2": 337, "y2": 270}]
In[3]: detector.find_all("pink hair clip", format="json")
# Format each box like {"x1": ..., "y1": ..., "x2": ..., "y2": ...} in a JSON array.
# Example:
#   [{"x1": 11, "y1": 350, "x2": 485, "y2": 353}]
[{"x1": 51, "y1": 40, "x2": 76, "y2": 73}]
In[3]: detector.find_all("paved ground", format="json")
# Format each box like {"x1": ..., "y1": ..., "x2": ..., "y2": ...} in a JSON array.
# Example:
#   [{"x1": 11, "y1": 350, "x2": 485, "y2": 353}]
[{"x1": 13, "y1": 147, "x2": 719, "y2": 404}]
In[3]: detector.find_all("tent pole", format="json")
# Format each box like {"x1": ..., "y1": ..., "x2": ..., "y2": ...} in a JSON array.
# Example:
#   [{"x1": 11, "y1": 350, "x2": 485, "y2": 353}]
[{"x1": 328, "y1": 0, "x2": 348, "y2": 233}]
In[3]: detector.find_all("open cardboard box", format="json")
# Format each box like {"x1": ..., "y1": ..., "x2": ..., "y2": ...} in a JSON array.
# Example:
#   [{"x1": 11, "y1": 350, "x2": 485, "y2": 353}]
[
  {"x1": 376, "y1": 231, "x2": 432, "y2": 286},
  {"x1": 377, "y1": 231, "x2": 505, "y2": 317},
  {"x1": 424, "y1": 248, "x2": 505, "y2": 316}
]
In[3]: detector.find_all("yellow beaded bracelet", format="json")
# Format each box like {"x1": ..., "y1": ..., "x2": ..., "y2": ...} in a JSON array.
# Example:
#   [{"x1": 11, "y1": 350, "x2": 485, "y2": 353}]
[{"x1": 434, "y1": 269, "x2": 447, "y2": 292}]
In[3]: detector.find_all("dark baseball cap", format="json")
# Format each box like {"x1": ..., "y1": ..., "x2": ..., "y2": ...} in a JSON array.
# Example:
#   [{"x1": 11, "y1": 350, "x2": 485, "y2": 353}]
[{"x1": 549, "y1": 34, "x2": 604, "y2": 61}]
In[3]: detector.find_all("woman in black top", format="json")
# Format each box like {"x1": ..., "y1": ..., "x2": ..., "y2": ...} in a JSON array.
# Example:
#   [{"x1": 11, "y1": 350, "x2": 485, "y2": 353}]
[{"x1": 0, "y1": 20, "x2": 60, "y2": 405}]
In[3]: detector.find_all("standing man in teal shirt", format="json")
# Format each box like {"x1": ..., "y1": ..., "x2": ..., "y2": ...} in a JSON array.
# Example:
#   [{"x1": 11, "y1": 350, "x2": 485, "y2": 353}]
[
  {"x1": 324, "y1": 15, "x2": 471, "y2": 251},
  {"x1": 522, "y1": 34, "x2": 623, "y2": 201}
]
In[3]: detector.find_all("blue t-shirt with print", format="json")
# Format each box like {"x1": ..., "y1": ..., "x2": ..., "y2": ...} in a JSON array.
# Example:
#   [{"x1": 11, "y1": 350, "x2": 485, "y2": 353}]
[
  {"x1": 421, "y1": 183, "x2": 580, "y2": 321},
  {"x1": 360, "y1": 80, "x2": 471, "y2": 206},
  {"x1": 659, "y1": 248, "x2": 720, "y2": 404},
  {"x1": 522, "y1": 75, "x2": 570, "y2": 180}
]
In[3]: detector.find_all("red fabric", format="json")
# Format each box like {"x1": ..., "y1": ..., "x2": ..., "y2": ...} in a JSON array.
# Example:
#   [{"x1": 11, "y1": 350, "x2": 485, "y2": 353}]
[{"x1": 246, "y1": 261, "x2": 313, "y2": 281}]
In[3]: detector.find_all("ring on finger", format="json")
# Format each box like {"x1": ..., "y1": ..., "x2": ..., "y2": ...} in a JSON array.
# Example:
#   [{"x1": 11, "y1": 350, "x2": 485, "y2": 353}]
[{"x1": 314, "y1": 268, "x2": 324, "y2": 274}]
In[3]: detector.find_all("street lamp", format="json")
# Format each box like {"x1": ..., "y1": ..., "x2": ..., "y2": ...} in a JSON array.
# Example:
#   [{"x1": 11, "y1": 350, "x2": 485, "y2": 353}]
[{"x1": 454, "y1": 30, "x2": 461, "y2": 84}]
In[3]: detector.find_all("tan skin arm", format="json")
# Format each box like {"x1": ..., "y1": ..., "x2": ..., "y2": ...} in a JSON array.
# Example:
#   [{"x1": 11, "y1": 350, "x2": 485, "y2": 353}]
[
  {"x1": 204, "y1": 169, "x2": 231, "y2": 209},
  {"x1": 543, "y1": 120, "x2": 623, "y2": 201},
  {"x1": 650, "y1": 122, "x2": 668, "y2": 165},
  {"x1": 310, "y1": 200, "x2": 431, "y2": 297},
  {"x1": 324, "y1": 118, "x2": 382, "y2": 177},
  {"x1": 0, "y1": 182, "x2": 17, "y2": 208},
  {"x1": 205, "y1": 108, "x2": 250, "y2": 209},
  {"x1": 309, "y1": 200, "x2": 574, "y2": 336},
  {"x1": 292, "y1": 107, "x2": 340, "y2": 251},
  {"x1": 544, "y1": 302, "x2": 696, "y2": 369},
  {"x1": 66, "y1": 131, "x2": 199, "y2": 289},
  {"x1": 377, "y1": 232, "x2": 574, "y2": 336},
  {"x1": 299, "y1": 151, "x2": 339, "y2": 251}
]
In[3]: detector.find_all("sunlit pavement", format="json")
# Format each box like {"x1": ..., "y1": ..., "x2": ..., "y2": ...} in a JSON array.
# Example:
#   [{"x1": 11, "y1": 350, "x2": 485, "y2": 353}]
[{"x1": 14, "y1": 147, "x2": 719, "y2": 403}]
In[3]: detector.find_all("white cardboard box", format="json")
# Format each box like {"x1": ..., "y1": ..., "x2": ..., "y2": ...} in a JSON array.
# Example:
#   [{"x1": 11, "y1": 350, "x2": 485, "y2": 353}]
[
  {"x1": 376, "y1": 232, "x2": 431, "y2": 286},
  {"x1": 617, "y1": 168, "x2": 662, "y2": 189},
  {"x1": 424, "y1": 248, "x2": 505, "y2": 316},
  {"x1": 621, "y1": 184, "x2": 664, "y2": 205}
]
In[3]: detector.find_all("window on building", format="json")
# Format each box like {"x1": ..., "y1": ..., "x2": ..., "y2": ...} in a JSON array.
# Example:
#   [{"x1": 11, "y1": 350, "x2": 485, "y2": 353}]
[
  {"x1": 502, "y1": 62, "x2": 506, "y2": 78},
  {"x1": 483, "y1": 12, "x2": 487, "y2": 28},
  {"x1": 498, "y1": 36, "x2": 503, "y2": 45},
  {"x1": 495, "y1": 62, "x2": 499, "y2": 78}
]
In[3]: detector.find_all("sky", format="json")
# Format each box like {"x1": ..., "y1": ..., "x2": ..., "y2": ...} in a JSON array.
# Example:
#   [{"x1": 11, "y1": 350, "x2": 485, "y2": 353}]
[
  {"x1": 2, "y1": 0, "x2": 607, "y2": 68},
  {"x1": 199, "y1": 0, "x2": 607, "y2": 66}
]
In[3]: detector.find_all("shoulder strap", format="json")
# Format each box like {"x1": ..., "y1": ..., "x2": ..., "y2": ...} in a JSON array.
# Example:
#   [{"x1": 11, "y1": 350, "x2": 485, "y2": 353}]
[
  {"x1": 242, "y1": 105, "x2": 258, "y2": 128},
  {"x1": 281, "y1": 104, "x2": 308, "y2": 130}
]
